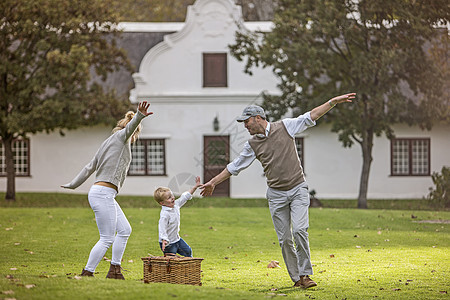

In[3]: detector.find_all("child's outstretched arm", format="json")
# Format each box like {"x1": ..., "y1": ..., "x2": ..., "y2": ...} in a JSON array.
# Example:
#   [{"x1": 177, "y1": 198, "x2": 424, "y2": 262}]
[{"x1": 188, "y1": 176, "x2": 201, "y2": 195}]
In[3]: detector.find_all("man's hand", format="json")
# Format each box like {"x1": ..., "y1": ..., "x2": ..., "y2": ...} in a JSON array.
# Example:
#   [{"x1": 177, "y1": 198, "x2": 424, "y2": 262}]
[
  {"x1": 329, "y1": 93, "x2": 356, "y2": 105},
  {"x1": 200, "y1": 181, "x2": 215, "y2": 197},
  {"x1": 138, "y1": 101, "x2": 153, "y2": 117}
]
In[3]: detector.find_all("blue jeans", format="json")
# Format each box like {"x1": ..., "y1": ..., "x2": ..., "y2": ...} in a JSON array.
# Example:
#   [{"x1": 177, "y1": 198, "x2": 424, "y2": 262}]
[{"x1": 160, "y1": 238, "x2": 192, "y2": 257}]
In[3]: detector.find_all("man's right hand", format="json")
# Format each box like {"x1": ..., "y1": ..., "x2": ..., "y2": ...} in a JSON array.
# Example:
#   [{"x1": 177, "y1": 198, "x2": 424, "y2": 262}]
[{"x1": 200, "y1": 182, "x2": 215, "y2": 197}]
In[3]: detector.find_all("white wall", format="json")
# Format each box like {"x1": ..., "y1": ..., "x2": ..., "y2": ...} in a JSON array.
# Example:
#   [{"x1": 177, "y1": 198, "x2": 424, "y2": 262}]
[
  {"x1": 305, "y1": 123, "x2": 450, "y2": 199},
  {"x1": 0, "y1": 126, "x2": 110, "y2": 195}
]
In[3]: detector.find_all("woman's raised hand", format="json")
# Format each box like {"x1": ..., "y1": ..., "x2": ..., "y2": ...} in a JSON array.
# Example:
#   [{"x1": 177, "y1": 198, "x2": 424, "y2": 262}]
[{"x1": 138, "y1": 101, "x2": 153, "y2": 117}]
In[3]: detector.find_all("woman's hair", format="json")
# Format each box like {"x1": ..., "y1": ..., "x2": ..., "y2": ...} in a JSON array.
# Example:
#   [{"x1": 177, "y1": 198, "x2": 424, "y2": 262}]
[
  {"x1": 112, "y1": 111, "x2": 142, "y2": 143},
  {"x1": 154, "y1": 187, "x2": 171, "y2": 204}
]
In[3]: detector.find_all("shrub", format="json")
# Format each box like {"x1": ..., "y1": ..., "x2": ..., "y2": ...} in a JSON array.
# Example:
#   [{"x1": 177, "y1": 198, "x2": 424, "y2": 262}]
[{"x1": 428, "y1": 166, "x2": 450, "y2": 208}]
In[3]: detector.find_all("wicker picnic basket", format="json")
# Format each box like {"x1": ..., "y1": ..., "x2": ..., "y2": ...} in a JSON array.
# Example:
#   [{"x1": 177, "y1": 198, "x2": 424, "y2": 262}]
[{"x1": 141, "y1": 254, "x2": 204, "y2": 286}]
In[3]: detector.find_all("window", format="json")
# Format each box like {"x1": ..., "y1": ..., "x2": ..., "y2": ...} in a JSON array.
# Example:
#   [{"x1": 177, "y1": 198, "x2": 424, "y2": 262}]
[
  {"x1": 391, "y1": 138, "x2": 430, "y2": 176},
  {"x1": 203, "y1": 53, "x2": 227, "y2": 87},
  {"x1": 129, "y1": 139, "x2": 166, "y2": 176},
  {"x1": 295, "y1": 137, "x2": 304, "y2": 170},
  {"x1": 0, "y1": 138, "x2": 30, "y2": 176}
]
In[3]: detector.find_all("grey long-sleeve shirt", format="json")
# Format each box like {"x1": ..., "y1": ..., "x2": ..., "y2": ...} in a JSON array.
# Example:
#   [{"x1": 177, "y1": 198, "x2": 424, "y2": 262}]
[{"x1": 62, "y1": 110, "x2": 145, "y2": 191}]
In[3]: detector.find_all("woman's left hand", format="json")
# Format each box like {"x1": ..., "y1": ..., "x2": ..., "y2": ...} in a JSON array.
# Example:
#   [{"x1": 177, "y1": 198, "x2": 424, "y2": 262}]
[{"x1": 138, "y1": 101, "x2": 153, "y2": 117}]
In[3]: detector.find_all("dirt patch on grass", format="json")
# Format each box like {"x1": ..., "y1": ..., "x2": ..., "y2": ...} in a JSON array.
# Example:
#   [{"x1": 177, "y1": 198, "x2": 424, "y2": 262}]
[{"x1": 413, "y1": 220, "x2": 450, "y2": 224}]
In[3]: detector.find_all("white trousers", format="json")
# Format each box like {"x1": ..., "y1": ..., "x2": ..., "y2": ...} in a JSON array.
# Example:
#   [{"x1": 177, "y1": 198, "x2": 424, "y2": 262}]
[
  {"x1": 267, "y1": 182, "x2": 313, "y2": 282},
  {"x1": 84, "y1": 185, "x2": 132, "y2": 272}
]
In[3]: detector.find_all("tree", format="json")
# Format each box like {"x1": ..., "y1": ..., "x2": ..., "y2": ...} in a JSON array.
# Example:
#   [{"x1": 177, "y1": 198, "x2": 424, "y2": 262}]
[
  {"x1": 235, "y1": 0, "x2": 277, "y2": 21},
  {"x1": 110, "y1": 0, "x2": 276, "y2": 22},
  {"x1": 229, "y1": 0, "x2": 449, "y2": 208},
  {"x1": 109, "y1": 0, "x2": 195, "y2": 22},
  {"x1": 0, "y1": 0, "x2": 133, "y2": 201}
]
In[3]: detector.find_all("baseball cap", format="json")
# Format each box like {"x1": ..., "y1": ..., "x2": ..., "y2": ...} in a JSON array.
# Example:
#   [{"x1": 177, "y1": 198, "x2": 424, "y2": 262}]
[{"x1": 236, "y1": 105, "x2": 266, "y2": 122}]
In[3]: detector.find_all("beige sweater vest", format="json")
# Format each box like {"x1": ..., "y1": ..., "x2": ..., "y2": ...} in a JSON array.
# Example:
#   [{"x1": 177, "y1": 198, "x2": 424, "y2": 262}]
[{"x1": 249, "y1": 121, "x2": 305, "y2": 191}]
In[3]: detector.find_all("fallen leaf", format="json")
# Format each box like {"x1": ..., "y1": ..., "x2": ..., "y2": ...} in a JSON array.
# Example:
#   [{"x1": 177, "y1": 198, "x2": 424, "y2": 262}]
[
  {"x1": 5, "y1": 228, "x2": 13, "y2": 231},
  {"x1": 354, "y1": 235, "x2": 359, "y2": 238},
  {"x1": 267, "y1": 260, "x2": 280, "y2": 268},
  {"x1": 392, "y1": 288, "x2": 401, "y2": 291},
  {"x1": 25, "y1": 284, "x2": 35, "y2": 289},
  {"x1": 74, "y1": 275, "x2": 82, "y2": 280},
  {"x1": 270, "y1": 288, "x2": 278, "y2": 291},
  {"x1": 128, "y1": 260, "x2": 134, "y2": 263},
  {"x1": 411, "y1": 214, "x2": 417, "y2": 219},
  {"x1": 9, "y1": 268, "x2": 17, "y2": 271},
  {"x1": 14, "y1": 243, "x2": 20, "y2": 246},
  {"x1": 356, "y1": 246, "x2": 361, "y2": 248},
  {"x1": 330, "y1": 254, "x2": 335, "y2": 258},
  {"x1": 2, "y1": 290, "x2": 14, "y2": 295},
  {"x1": 318, "y1": 270, "x2": 326, "y2": 273}
]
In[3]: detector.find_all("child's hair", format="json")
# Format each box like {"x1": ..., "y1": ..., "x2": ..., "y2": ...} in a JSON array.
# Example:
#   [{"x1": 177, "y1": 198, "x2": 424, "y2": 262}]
[
  {"x1": 154, "y1": 187, "x2": 171, "y2": 204},
  {"x1": 112, "y1": 111, "x2": 142, "y2": 143}
]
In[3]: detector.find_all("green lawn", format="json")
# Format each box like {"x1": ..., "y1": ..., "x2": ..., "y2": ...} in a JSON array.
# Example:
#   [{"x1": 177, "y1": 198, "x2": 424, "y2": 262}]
[{"x1": 0, "y1": 195, "x2": 449, "y2": 299}]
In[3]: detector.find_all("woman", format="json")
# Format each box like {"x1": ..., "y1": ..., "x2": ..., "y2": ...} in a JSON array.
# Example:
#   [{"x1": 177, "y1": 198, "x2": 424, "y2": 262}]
[{"x1": 61, "y1": 101, "x2": 153, "y2": 279}]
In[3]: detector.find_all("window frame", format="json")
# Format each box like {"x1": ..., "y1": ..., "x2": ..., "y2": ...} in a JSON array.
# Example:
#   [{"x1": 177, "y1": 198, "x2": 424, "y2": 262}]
[
  {"x1": 128, "y1": 138, "x2": 166, "y2": 176},
  {"x1": 390, "y1": 138, "x2": 430, "y2": 176},
  {"x1": 0, "y1": 138, "x2": 31, "y2": 177}
]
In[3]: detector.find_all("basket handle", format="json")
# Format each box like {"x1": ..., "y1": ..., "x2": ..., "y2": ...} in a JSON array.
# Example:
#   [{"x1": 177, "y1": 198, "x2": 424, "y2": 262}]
[{"x1": 164, "y1": 253, "x2": 182, "y2": 258}]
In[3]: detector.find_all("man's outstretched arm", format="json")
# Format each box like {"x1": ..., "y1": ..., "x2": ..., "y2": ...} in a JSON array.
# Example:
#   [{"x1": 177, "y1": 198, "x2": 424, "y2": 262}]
[
  {"x1": 200, "y1": 168, "x2": 232, "y2": 197},
  {"x1": 310, "y1": 93, "x2": 356, "y2": 121}
]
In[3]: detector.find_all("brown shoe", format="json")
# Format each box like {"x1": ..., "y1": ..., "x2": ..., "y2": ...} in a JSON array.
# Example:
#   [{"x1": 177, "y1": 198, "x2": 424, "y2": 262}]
[
  {"x1": 294, "y1": 275, "x2": 317, "y2": 288},
  {"x1": 106, "y1": 263, "x2": 125, "y2": 280},
  {"x1": 80, "y1": 269, "x2": 94, "y2": 277}
]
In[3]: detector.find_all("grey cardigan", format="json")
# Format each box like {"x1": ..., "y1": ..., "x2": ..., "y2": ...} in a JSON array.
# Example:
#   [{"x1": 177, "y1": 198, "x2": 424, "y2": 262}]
[{"x1": 62, "y1": 110, "x2": 145, "y2": 191}]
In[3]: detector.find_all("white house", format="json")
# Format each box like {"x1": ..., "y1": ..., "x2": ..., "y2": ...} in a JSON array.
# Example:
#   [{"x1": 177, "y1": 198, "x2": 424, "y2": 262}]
[{"x1": 1, "y1": 0, "x2": 449, "y2": 199}]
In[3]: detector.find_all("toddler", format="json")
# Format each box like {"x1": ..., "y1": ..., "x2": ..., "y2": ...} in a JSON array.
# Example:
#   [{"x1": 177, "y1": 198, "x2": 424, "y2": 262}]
[{"x1": 154, "y1": 176, "x2": 201, "y2": 257}]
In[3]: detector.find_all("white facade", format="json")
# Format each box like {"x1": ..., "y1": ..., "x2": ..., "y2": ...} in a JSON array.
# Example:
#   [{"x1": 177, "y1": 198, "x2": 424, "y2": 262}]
[{"x1": 1, "y1": 0, "x2": 449, "y2": 199}]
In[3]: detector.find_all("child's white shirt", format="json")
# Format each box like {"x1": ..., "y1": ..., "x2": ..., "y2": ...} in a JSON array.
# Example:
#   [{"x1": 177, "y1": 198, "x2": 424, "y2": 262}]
[{"x1": 158, "y1": 191, "x2": 192, "y2": 244}]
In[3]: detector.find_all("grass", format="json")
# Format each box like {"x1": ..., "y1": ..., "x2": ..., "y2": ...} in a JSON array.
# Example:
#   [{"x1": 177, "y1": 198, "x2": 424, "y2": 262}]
[
  {"x1": 0, "y1": 193, "x2": 449, "y2": 299},
  {"x1": 0, "y1": 192, "x2": 446, "y2": 211}
]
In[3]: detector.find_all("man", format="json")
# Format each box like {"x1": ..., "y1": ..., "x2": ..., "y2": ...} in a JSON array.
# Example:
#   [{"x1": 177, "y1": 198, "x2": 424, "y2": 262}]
[{"x1": 200, "y1": 93, "x2": 356, "y2": 288}]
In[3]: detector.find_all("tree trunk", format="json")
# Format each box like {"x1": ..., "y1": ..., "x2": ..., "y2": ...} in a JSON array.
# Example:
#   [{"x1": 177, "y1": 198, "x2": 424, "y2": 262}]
[
  {"x1": 4, "y1": 135, "x2": 16, "y2": 201},
  {"x1": 357, "y1": 129, "x2": 374, "y2": 209}
]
